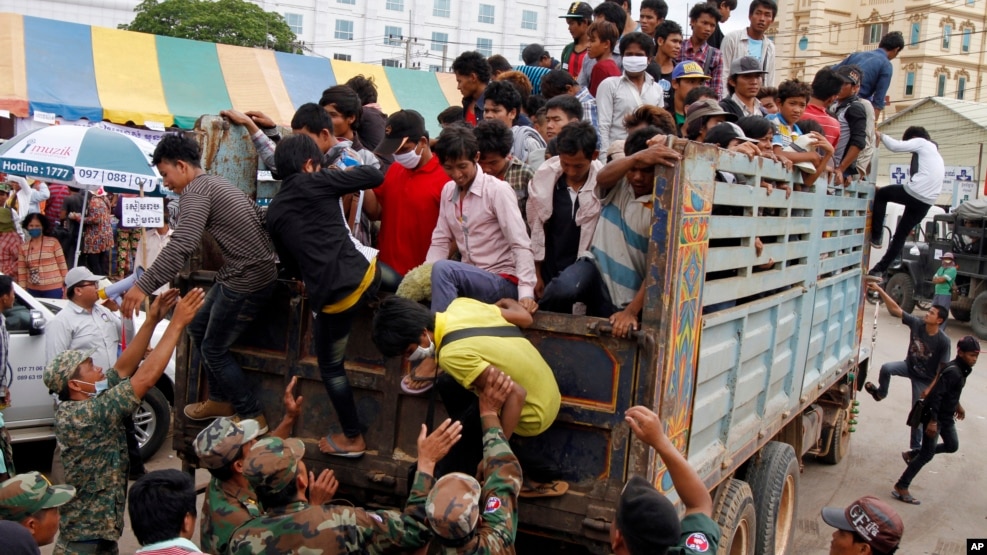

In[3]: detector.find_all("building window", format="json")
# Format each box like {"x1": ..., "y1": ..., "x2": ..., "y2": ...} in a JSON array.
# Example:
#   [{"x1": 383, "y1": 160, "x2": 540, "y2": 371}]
[
  {"x1": 958, "y1": 76, "x2": 966, "y2": 99},
  {"x1": 962, "y1": 28, "x2": 972, "y2": 52},
  {"x1": 337, "y1": 0, "x2": 355, "y2": 4},
  {"x1": 429, "y1": 32, "x2": 448, "y2": 52},
  {"x1": 386, "y1": 0, "x2": 404, "y2": 10},
  {"x1": 433, "y1": 0, "x2": 451, "y2": 17},
  {"x1": 384, "y1": 26, "x2": 402, "y2": 45},
  {"x1": 478, "y1": 4, "x2": 495, "y2": 24},
  {"x1": 942, "y1": 25, "x2": 952, "y2": 49},
  {"x1": 334, "y1": 53, "x2": 352, "y2": 61},
  {"x1": 519, "y1": 44, "x2": 527, "y2": 61},
  {"x1": 909, "y1": 22, "x2": 920, "y2": 45},
  {"x1": 937, "y1": 73, "x2": 947, "y2": 96},
  {"x1": 905, "y1": 71, "x2": 915, "y2": 96},
  {"x1": 382, "y1": 59, "x2": 401, "y2": 68},
  {"x1": 334, "y1": 20, "x2": 354, "y2": 40},
  {"x1": 864, "y1": 23, "x2": 888, "y2": 45},
  {"x1": 521, "y1": 10, "x2": 538, "y2": 30},
  {"x1": 968, "y1": 0, "x2": 975, "y2": 5},
  {"x1": 476, "y1": 37, "x2": 493, "y2": 57}
]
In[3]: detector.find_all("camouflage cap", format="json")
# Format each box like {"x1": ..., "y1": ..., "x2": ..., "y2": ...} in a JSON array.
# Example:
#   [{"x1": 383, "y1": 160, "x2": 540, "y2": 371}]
[
  {"x1": 0, "y1": 471, "x2": 76, "y2": 521},
  {"x1": 43, "y1": 348, "x2": 97, "y2": 395},
  {"x1": 194, "y1": 417, "x2": 262, "y2": 469},
  {"x1": 242, "y1": 437, "x2": 305, "y2": 494},
  {"x1": 426, "y1": 472, "x2": 482, "y2": 540}
]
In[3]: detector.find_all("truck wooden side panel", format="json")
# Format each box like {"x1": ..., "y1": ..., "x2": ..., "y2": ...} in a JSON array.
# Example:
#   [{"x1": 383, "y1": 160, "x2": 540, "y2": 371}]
[{"x1": 172, "y1": 123, "x2": 872, "y2": 551}]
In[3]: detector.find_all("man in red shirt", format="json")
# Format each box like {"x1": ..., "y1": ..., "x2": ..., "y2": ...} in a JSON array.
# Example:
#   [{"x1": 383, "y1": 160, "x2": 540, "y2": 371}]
[
  {"x1": 369, "y1": 110, "x2": 447, "y2": 287},
  {"x1": 801, "y1": 67, "x2": 844, "y2": 148}
]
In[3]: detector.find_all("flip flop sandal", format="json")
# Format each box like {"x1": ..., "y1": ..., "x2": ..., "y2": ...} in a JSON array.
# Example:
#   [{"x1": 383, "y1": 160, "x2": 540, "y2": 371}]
[
  {"x1": 519, "y1": 480, "x2": 570, "y2": 498},
  {"x1": 319, "y1": 435, "x2": 365, "y2": 458},
  {"x1": 891, "y1": 490, "x2": 921, "y2": 505},
  {"x1": 400, "y1": 366, "x2": 440, "y2": 395},
  {"x1": 864, "y1": 382, "x2": 885, "y2": 402}
]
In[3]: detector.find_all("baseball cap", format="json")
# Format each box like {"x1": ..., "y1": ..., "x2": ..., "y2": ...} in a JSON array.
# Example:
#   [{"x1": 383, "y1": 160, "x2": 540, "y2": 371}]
[
  {"x1": 672, "y1": 61, "x2": 711, "y2": 81},
  {"x1": 560, "y1": 1, "x2": 593, "y2": 20},
  {"x1": 242, "y1": 437, "x2": 306, "y2": 494},
  {"x1": 616, "y1": 476, "x2": 681, "y2": 550},
  {"x1": 706, "y1": 122, "x2": 759, "y2": 147},
  {"x1": 834, "y1": 66, "x2": 861, "y2": 86},
  {"x1": 43, "y1": 348, "x2": 97, "y2": 395},
  {"x1": 64, "y1": 266, "x2": 105, "y2": 290},
  {"x1": 0, "y1": 472, "x2": 76, "y2": 521},
  {"x1": 729, "y1": 56, "x2": 767, "y2": 77},
  {"x1": 194, "y1": 417, "x2": 262, "y2": 469},
  {"x1": 685, "y1": 98, "x2": 737, "y2": 127},
  {"x1": 425, "y1": 472, "x2": 482, "y2": 541},
  {"x1": 941, "y1": 252, "x2": 955, "y2": 259},
  {"x1": 958, "y1": 335, "x2": 982, "y2": 353},
  {"x1": 821, "y1": 496, "x2": 903, "y2": 553},
  {"x1": 0, "y1": 181, "x2": 9, "y2": 193},
  {"x1": 375, "y1": 110, "x2": 427, "y2": 157}
]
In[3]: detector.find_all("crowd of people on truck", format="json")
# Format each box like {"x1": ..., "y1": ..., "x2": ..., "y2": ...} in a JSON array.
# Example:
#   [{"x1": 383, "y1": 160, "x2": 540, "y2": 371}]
[{"x1": 2, "y1": 0, "x2": 976, "y2": 552}]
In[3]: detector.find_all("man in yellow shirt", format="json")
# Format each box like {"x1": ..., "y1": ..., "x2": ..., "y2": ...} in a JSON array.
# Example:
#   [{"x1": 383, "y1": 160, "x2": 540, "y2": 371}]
[{"x1": 373, "y1": 296, "x2": 566, "y2": 497}]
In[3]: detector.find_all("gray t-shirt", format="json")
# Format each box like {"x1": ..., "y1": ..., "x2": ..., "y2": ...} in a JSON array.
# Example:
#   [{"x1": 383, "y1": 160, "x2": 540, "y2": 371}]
[{"x1": 902, "y1": 312, "x2": 950, "y2": 381}]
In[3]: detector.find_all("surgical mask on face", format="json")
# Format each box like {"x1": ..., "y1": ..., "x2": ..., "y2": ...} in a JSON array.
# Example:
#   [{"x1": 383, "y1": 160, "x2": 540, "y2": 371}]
[
  {"x1": 408, "y1": 335, "x2": 435, "y2": 362},
  {"x1": 393, "y1": 142, "x2": 422, "y2": 169},
  {"x1": 75, "y1": 379, "x2": 109, "y2": 397},
  {"x1": 622, "y1": 56, "x2": 649, "y2": 74},
  {"x1": 28, "y1": 228, "x2": 42, "y2": 238}
]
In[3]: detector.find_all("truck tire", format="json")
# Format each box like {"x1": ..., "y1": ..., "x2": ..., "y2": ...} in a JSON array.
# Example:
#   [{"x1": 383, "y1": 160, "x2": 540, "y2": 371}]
[
  {"x1": 971, "y1": 291, "x2": 987, "y2": 340},
  {"x1": 819, "y1": 408, "x2": 850, "y2": 465},
  {"x1": 135, "y1": 387, "x2": 170, "y2": 460},
  {"x1": 745, "y1": 442, "x2": 798, "y2": 555},
  {"x1": 885, "y1": 273, "x2": 916, "y2": 314},
  {"x1": 951, "y1": 306, "x2": 971, "y2": 322},
  {"x1": 715, "y1": 479, "x2": 756, "y2": 555}
]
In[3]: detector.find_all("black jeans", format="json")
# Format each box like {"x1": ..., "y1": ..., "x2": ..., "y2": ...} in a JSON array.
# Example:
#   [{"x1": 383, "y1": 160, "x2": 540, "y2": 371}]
[
  {"x1": 313, "y1": 267, "x2": 381, "y2": 438},
  {"x1": 433, "y1": 374, "x2": 558, "y2": 483},
  {"x1": 896, "y1": 417, "x2": 959, "y2": 489},
  {"x1": 871, "y1": 185, "x2": 932, "y2": 274},
  {"x1": 538, "y1": 258, "x2": 617, "y2": 316}
]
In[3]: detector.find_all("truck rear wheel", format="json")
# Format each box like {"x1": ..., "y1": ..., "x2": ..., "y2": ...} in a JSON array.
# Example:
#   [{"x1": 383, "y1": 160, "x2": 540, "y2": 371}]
[
  {"x1": 885, "y1": 273, "x2": 916, "y2": 314},
  {"x1": 745, "y1": 442, "x2": 798, "y2": 555},
  {"x1": 715, "y1": 479, "x2": 756, "y2": 555},
  {"x1": 971, "y1": 291, "x2": 987, "y2": 340},
  {"x1": 819, "y1": 408, "x2": 850, "y2": 465}
]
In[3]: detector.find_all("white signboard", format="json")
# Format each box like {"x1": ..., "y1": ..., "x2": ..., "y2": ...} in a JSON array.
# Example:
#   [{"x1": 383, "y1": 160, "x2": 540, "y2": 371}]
[
  {"x1": 947, "y1": 166, "x2": 976, "y2": 209},
  {"x1": 121, "y1": 197, "x2": 164, "y2": 228}
]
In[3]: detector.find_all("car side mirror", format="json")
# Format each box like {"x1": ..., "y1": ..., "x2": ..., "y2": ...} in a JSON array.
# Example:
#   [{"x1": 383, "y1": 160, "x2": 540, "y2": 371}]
[{"x1": 28, "y1": 310, "x2": 46, "y2": 336}]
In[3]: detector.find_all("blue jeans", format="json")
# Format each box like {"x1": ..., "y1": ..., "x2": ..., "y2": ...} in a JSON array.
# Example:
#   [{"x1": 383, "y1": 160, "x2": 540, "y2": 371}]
[
  {"x1": 877, "y1": 360, "x2": 932, "y2": 450},
  {"x1": 189, "y1": 281, "x2": 275, "y2": 418},
  {"x1": 313, "y1": 267, "x2": 381, "y2": 438},
  {"x1": 896, "y1": 417, "x2": 958, "y2": 489},
  {"x1": 538, "y1": 258, "x2": 617, "y2": 317},
  {"x1": 430, "y1": 260, "x2": 518, "y2": 312}
]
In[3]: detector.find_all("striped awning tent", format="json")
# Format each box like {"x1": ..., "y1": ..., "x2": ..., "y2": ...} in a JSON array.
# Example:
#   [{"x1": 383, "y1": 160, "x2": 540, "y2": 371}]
[{"x1": 0, "y1": 13, "x2": 462, "y2": 134}]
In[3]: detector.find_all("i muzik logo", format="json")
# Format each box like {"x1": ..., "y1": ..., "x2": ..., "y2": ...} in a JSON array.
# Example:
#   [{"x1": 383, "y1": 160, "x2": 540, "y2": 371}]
[{"x1": 19, "y1": 138, "x2": 73, "y2": 158}]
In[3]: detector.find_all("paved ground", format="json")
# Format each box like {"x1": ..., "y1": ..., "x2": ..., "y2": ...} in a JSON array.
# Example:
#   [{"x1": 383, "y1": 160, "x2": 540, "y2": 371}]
[{"x1": 17, "y1": 305, "x2": 987, "y2": 554}]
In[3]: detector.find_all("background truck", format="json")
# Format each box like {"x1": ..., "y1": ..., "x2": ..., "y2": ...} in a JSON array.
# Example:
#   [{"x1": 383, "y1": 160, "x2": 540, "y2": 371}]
[{"x1": 171, "y1": 117, "x2": 872, "y2": 555}]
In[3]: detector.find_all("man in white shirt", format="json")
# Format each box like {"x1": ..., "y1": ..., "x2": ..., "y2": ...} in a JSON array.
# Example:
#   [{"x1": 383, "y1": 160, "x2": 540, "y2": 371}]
[
  {"x1": 597, "y1": 32, "x2": 664, "y2": 153},
  {"x1": 867, "y1": 127, "x2": 945, "y2": 281},
  {"x1": 719, "y1": 0, "x2": 777, "y2": 96}
]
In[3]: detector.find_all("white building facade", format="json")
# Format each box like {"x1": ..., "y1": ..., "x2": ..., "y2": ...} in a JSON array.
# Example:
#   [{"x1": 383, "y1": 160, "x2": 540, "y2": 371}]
[{"x1": 1, "y1": 0, "x2": 577, "y2": 71}]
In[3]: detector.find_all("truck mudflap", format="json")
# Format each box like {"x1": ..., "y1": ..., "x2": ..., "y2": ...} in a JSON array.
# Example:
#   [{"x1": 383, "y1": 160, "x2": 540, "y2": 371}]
[{"x1": 172, "y1": 123, "x2": 873, "y2": 552}]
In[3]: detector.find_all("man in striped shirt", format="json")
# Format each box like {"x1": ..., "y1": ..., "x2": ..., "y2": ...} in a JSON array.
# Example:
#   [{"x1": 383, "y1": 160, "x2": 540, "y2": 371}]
[{"x1": 121, "y1": 135, "x2": 278, "y2": 432}]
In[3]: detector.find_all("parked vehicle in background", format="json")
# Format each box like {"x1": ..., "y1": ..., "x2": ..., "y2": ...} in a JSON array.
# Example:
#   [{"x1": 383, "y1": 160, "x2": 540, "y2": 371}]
[
  {"x1": 1, "y1": 279, "x2": 176, "y2": 458},
  {"x1": 171, "y1": 118, "x2": 874, "y2": 555}
]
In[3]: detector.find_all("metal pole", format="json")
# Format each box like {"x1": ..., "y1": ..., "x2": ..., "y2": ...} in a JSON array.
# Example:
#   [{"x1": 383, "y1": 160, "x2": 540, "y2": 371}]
[{"x1": 73, "y1": 189, "x2": 88, "y2": 268}]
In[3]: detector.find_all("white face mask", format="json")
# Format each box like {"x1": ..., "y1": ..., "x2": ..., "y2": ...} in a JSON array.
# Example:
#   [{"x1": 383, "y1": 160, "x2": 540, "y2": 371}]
[
  {"x1": 393, "y1": 141, "x2": 422, "y2": 169},
  {"x1": 622, "y1": 55, "x2": 649, "y2": 74},
  {"x1": 408, "y1": 334, "x2": 435, "y2": 362},
  {"x1": 74, "y1": 378, "x2": 109, "y2": 397}
]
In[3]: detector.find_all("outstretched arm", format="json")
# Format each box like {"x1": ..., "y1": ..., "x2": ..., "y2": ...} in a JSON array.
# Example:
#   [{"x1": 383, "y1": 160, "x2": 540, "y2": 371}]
[{"x1": 867, "y1": 282, "x2": 903, "y2": 318}]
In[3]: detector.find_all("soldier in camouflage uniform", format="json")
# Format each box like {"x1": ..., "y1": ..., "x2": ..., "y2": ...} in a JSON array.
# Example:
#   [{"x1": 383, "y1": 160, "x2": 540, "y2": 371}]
[
  {"x1": 42, "y1": 288, "x2": 204, "y2": 555},
  {"x1": 425, "y1": 369, "x2": 522, "y2": 554},
  {"x1": 0, "y1": 471, "x2": 76, "y2": 548},
  {"x1": 228, "y1": 418, "x2": 463, "y2": 555},
  {"x1": 195, "y1": 376, "x2": 306, "y2": 555}
]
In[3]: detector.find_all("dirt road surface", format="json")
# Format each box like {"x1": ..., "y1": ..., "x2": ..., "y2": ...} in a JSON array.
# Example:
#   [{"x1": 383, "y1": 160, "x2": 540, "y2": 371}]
[{"x1": 23, "y1": 306, "x2": 986, "y2": 554}]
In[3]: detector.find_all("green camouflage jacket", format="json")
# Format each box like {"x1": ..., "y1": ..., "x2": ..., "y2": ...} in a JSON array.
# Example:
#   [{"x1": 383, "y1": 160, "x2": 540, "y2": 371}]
[
  {"x1": 437, "y1": 424, "x2": 523, "y2": 555},
  {"x1": 200, "y1": 477, "x2": 261, "y2": 555},
  {"x1": 228, "y1": 471, "x2": 434, "y2": 554},
  {"x1": 54, "y1": 368, "x2": 140, "y2": 542}
]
